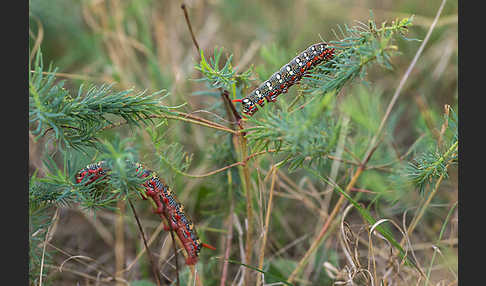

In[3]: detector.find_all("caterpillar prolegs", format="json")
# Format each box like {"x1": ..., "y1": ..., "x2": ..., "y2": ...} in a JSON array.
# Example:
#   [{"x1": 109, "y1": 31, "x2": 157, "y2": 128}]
[
  {"x1": 233, "y1": 42, "x2": 335, "y2": 116},
  {"x1": 76, "y1": 161, "x2": 215, "y2": 265}
]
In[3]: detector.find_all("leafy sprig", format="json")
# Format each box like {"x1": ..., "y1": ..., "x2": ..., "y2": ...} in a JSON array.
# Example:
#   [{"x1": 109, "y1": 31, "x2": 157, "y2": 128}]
[
  {"x1": 195, "y1": 48, "x2": 252, "y2": 92},
  {"x1": 405, "y1": 108, "x2": 458, "y2": 193},
  {"x1": 29, "y1": 50, "x2": 174, "y2": 149},
  {"x1": 303, "y1": 15, "x2": 414, "y2": 95},
  {"x1": 244, "y1": 94, "x2": 340, "y2": 171},
  {"x1": 29, "y1": 138, "x2": 147, "y2": 212}
]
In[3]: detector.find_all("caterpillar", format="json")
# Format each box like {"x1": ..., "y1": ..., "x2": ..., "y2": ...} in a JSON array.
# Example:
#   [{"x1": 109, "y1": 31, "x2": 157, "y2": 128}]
[
  {"x1": 233, "y1": 42, "x2": 335, "y2": 116},
  {"x1": 76, "y1": 161, "x2": 215, "y2": 265}
]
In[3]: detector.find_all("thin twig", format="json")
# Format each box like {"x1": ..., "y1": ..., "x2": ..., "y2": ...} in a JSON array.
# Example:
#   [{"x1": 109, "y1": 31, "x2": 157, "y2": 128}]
[
  {"x1": 123, "y1": 220, "x2": 166, "y2": 272},
  {"x1": 181, "y1": 3, "x2": 200, "y2": 52},
  {"x1": 29, "y1": 70, "x2": 103, "y2": 82},
  {"x1": 221, "y1": 89, "x2": 242, "y2": 123},
  {"x1": 115, "y1": 200, "x2": 126, "y2": 286},
  {"x1": 166, "y1": 220, "x2": 181, "y2": 286},
  {"x1": 166, "y1": 160, "x2": 245, "y2": 179},
  {"x1": 102, "y1": 113, "x2": 238, "y2": 134},
  {"x1": 44, "y1": 264, "x2": 130, "y2": 285},
  {"x1": 128, "y1": 199, "x2": 162, "y2": 286},
  {"x1": 47, "y1": 242, "x2": 119, "y2": 280}
]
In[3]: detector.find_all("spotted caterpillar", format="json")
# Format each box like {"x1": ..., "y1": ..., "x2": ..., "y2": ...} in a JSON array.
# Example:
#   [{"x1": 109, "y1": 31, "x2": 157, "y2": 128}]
[
  {"x1": 233, "y1": 42, "x2": 335, "y2": 116},
  {"x1": 76, "y1": 161, "x2": 215, "y2": 265}
]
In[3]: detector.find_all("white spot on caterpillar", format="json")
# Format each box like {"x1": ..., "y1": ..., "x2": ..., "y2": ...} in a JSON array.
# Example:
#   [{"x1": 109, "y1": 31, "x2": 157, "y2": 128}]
[
  {"x1": 296, "y1": 58, "x2": 302, "y2": 66},
  {"x1": 266, "y1": 82, "x2": 272, "y2": 90},
  {"x1": 286, "y1": 66, "x2": 291, "y2": 72}
]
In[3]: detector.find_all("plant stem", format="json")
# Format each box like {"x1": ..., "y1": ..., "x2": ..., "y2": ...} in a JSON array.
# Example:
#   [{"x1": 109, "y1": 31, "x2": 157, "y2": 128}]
[
  {"x1": 424, "y1": 201, "x2": 457, "y2": 285},
  {"x1": 181, "y1": 3, "x2": 200, "y2": 52},
  {"x1": 239, "y1": 132, "x2": 254, "y2": 286},
  {"x1": 219, "y1": 171, "x2": 235, "y2": 286},
  {"x1": 404, "y1": 165, "x2": 449, "y2": 243},
  {"x1": 220, "y1": 88, "x2": 254, "y2": 286},
  {"x1": 256, "y1": 165, "x2": 278, "y2": 286},
  {"x1": 128, "y1": 199, "x2": 162, "y2": 286}
]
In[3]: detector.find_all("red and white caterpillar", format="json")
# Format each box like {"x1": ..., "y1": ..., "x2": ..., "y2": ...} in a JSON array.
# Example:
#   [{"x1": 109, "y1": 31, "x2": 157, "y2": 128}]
[
  {"x1": 76, "y1": 161, "x2": 215, "y2": 265},
  {"x1": 233, "y1": 42, "x2": 335, "y2": 116}
]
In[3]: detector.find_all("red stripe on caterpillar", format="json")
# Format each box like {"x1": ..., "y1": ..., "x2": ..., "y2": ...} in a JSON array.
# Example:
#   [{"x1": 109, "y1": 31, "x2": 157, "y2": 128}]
[
  {"x1": 233, "y1": 42, "x2": 335, "y2": 116},
  {"x1": 76, "y1": 161, "x2": 215, "y2": 265}
]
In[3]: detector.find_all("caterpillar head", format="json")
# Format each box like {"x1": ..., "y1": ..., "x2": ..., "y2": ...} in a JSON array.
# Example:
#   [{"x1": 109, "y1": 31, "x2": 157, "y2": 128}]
[{"x1": 182, "y1": 239, "x2": 199, "y2": 265}]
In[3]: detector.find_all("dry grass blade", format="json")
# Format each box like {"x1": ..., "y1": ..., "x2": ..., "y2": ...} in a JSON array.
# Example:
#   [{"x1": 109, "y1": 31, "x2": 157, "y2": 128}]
[
  {"x1": 29, "y1": 14, "x2": 44, "y2": 66},
  {"x1": 47, "y1": 242, "x2": 117, "y2": 279},
  {"x1": 339, "y1": 205, "x2": 358, "y2": 271},
  {"x1": 39, "y1": 208, "x2": 60, "y2": 286},
  {"x1": 425, "y1": 201, "x2": 458, "y2": 285},
  {"x1": 323, "y1": 115, "x2": 350, "y2": 214},
  {"x1": 59, "y1": 255, "x2": 95, "y2": 272},
  {"x1": 44, "y1": 264, "x2": 130, "y2": 285},
  {"x1": 256, "y1": 165, "x2": 278, "y2": 286},
  {"x1": 334, "y1": 205, "x2": 427, "y2": 285},
  {"x1": 369, "y1": 218, "x2": 425, "y2": 284}
]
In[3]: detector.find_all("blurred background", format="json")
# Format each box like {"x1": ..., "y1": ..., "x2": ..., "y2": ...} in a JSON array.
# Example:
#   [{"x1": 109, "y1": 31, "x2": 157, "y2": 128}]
[{"x1": 29, "y1": 0, "x2": 458, "y2": 285}]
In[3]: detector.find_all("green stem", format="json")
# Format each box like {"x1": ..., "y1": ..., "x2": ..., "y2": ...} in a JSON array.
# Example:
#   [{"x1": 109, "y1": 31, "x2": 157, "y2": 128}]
[
  {"x1": 239, "y1": 133, "x2": 254, "y2": 286},
  {"x1": 424, "y1": 201, "x2": 457, "y2": 285}
]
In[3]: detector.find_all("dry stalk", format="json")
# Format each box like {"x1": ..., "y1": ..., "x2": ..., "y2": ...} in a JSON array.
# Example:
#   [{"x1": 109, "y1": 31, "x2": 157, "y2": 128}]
[
  {"x1": 115, "y1": 200, "x2": 126, "y2": 286},
  {"x1": 256, "y1": 166, "x2": 278, "y2": 286},
  {"x1": 220, "y1": 171, "x2": 235, "y2": 286}
]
